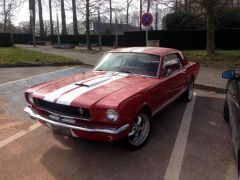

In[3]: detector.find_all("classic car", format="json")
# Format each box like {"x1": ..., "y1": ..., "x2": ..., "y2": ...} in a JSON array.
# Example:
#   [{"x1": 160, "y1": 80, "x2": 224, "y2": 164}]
[
  {"x1": 223, "y1": 70, "x2": 240, "y2": 177},
  {"x1": 24, "y1": 47, "x2": 200, "y2": 150}
]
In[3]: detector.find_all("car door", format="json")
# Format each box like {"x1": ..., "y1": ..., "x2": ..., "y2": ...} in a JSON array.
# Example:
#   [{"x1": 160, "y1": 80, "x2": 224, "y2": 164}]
[
  {"x1": 150, "y1": 54, "x2": 187, "y2": 115},
  {"x1": 227, "y1": 79, "x2": 240, "y2": 153},
  {"x1": 163, "y1": 53, "x2": 187, "y2": 97}
]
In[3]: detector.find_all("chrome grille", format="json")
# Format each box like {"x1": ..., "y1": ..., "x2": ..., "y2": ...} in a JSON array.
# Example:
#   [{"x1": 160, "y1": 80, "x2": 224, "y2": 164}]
[{"x1": 33, "y1": 98, "x2": 90, "y2": 120}]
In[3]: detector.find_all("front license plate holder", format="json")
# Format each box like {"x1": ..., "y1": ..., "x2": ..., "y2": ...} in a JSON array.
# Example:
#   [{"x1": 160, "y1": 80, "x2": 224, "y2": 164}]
[{"x1": 52, "y1": 125, "x2": 71, "y2": 136}]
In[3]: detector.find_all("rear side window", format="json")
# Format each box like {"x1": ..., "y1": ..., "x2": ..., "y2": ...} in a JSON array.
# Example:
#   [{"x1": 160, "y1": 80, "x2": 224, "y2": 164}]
[{"x1": 164, "y1": 53, "x2": 183, "y2": 73}]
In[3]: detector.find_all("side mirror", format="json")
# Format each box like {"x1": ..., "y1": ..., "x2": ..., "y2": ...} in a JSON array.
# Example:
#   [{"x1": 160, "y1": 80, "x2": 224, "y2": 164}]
[{"x1": 222, "y1": 70, "x2": 236, "y2": 80}]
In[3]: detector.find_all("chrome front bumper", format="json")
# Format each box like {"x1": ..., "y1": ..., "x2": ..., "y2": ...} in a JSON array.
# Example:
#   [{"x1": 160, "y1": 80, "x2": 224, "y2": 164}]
[{"x1": 24, "y1": 107, "x2": 129, "y2": 134}]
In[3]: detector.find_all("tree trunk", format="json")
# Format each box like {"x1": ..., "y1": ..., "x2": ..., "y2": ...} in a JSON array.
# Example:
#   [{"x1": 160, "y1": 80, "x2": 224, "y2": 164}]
[
  {"x1": 49, "y1": 0, "x2": 54, "y2": 36},
  {"x1": 185, "y1": 0, "x2": 188, "y2": 11},
  {"x1": 109, "y1": 0, "x2": 112, "y2": 33},
  {"x1": 61, "y1": 0, "x2": 67, "y2": 35},
  {"x1": 98, "y1": 8, "x2": 102, "y2": 50},
  {"x1": 206, "y1": 10, "x2": 215, "y2": 55},
  {"x1": 29, "y1": 0, "x2": 36, "y2": 47},
  {"x1": 147, "y1": 0, "x2": 150, "y2": 12},
  {"x1": 86, "y1": 0, "x2": 91, "y2": 50},
  {"x1": 155, "y1": 2, "x2": 158, "y2": 30},
  {"x1": 38, "y1": 0, "x2": 44, "y2": 36},
  {"x1": 72, "y1": 0, "x2": 79, "y2": 35},
  {"x1": 126, "y1": 0, "x2": 129, "y2": 31},
  {"x1": 140, "y1": 0, "x2": 142, "y2": 30},
  {"x1": 3, "y1": 0, "x2": 7, "y2": 32},
  {"x1": 29, "y1": 0, "x2": 36, "y2": 34}
]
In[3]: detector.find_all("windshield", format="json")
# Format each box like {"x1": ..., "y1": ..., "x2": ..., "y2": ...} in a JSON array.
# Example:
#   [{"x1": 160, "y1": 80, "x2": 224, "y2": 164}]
[{"x1": 94, "y1": 53, "x2": 161, "y2": 77}]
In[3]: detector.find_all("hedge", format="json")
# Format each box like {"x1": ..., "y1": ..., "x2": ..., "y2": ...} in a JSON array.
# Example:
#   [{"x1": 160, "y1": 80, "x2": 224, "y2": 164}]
[
  {"x1": 7, "y1": 29, "x2": 240, "y2": 50},
  {"x1": 124, "y1": 29, "x2": 240, "y2": 50},
  {"x1": 0, "y1": 33, "x2": 12, "y2": 47}
]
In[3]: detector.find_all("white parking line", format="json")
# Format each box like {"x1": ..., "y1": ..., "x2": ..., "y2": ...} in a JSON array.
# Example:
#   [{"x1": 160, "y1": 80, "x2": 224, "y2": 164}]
[
  {"x1": 164, "y1": 92, "x2": 197, "y2": 180},
  {"x1": 0, "y1": 123, "x2": 41, "y2": 149},
  {"x1": 0, "y1": 67, "x2": 75, "y2": 87},
  {"x1": 0, "y1": 121, "x2": 22, "y2": 130}
]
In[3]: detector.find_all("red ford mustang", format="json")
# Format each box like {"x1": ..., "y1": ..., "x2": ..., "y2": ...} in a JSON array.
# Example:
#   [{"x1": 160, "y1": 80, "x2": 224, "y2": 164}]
[{"x1": 24, "y1": 47, "x2": 200, "y2": 150}]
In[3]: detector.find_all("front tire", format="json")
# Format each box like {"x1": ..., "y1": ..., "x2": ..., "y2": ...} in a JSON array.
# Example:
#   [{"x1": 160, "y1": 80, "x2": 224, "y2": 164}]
[
  {"x1": 127, "y1": 113, "x2": 151, "y2": 150},
  {"x1": 183, "y1": 78, "x2": 194, "y2": 102}
]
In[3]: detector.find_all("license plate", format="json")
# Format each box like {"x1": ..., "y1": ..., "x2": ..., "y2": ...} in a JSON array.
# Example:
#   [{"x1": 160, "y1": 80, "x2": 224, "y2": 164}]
[{"x1": 52, "y1": 125, "x2": 71, "y2": 136}]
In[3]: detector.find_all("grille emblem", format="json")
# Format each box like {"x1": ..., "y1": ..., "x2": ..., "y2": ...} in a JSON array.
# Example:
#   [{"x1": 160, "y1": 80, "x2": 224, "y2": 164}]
[{"x1": 78, "y1": 108, "x2": 85, "y2": 115}]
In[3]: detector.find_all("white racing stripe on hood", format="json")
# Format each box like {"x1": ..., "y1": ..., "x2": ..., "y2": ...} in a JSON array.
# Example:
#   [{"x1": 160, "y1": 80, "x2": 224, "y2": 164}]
[
  {"x1": 56, "y1": 73, "x2": 128, "y2": 105},
  {"x1": 43, "y1": 75, "x2": 107, "y2": 102}
]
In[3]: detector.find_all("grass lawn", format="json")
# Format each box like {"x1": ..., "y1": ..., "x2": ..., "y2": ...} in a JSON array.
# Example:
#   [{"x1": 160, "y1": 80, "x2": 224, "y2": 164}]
[
  {"x1": 0, "y1": 47, "x2": 81, "y2": 66},
  {"x1": 183, "y1": 50, "x2": 240, "y2": 70}
]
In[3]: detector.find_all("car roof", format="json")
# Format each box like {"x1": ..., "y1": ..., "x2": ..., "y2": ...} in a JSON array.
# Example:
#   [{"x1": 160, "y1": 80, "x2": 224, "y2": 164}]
[{"x1": 109, "y1": 47, "x2": 180, "y2": 57}]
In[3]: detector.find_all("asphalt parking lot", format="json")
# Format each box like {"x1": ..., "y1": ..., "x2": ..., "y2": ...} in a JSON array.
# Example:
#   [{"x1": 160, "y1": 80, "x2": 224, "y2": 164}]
[{"x1": 0, "y1": 66, "x2": 237, "y2": 180}]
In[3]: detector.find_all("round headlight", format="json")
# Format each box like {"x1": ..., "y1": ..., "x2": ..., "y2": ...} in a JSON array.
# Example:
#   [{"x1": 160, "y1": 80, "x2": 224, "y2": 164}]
[
  {"x1": 28, "y1": 94, "x2": 34, "y2": 104},
  {"x1": 106, "y1": 109, "x2": 118, "y2": 122}
]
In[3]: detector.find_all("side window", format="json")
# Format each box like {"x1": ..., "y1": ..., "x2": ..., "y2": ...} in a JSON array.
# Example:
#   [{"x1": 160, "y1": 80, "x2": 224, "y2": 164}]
[{"x1": 164, "y1": 53, "x2": 182, "y2": 76}]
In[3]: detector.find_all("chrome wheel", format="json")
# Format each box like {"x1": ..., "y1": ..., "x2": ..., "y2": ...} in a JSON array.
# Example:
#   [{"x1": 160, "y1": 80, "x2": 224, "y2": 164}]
[
  {"x1": 128, "y1": 113, "x2": 150, "y2": 148},
  {"x1": 188, "y1": 79, "x2": 194, "y2": 100},
  {"x1": 182, "y1": 78, "x2": 194, "y2": 102}
]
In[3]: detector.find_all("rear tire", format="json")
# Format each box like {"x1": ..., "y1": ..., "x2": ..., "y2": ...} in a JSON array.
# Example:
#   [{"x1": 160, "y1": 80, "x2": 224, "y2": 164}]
[
  {"x1": 127, "y1": 113, "x2": 151, "y2": 150},
  {"x1": 182, "y1": 78, "x2": 194, "y2": 102}
]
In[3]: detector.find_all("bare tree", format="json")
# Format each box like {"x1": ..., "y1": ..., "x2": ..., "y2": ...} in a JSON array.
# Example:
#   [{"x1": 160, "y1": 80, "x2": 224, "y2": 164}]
[
  {"x1": 126, "y1": 0, "x2": 134, "y2": 30},
  {"x1": 29, "y1": 0, "x2": 36, "y2": 33},
  {"x1": 188, "y1": 0, "x2": 228, "y2": 55},
  {"x1": 38, "y1": 0, "x2": 44, "y2": 36},
  {"x1": 75, "y1": 0, "x2": 105, "y2": 49},
  {"x1": 155, "y1": 1, "x2": 158, "y2": 29},
  {"x1": 109, "y1": 0, "x2": 112, "y2": 33},
  {"x1": 3, "y1": 0, "x2": 7, "y2": 31},
  {"x1": 72, "y1": 0, "x2": 79, "y2": 35},
  {"x1": 86, "y1": 0, "x2": 91, "y2": 50},
  {"x1": 60, "y1": 0, "x2": 67, "y2": 34},
  {"x1": 147, "y1": 0, "x2": 151, "y2": 12},
  {"x1": 1, "y1": 0, "x2": 24, "y2": 32},
  {"x1": 49, "y1": 0, "x2": 54, "y2": 35},
  {"x1": 140, "y1": 0, "x2": 142, "y2": 30}
]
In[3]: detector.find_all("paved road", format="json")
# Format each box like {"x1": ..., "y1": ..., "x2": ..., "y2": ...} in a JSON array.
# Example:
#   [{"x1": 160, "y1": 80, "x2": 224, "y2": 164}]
[
  {"x1": 16, "y1": 44, "x2": 108, "y2": 66},
  {"x1": 0, "y1": 67, "x2": 237, "y2": 180},
  {"x1": 0, "y1": 66, "x2": 67, "y2": 84}
]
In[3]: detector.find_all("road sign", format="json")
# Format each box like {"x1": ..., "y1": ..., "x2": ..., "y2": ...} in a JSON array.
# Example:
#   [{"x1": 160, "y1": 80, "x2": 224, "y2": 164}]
[{"x1": 141, "y1": 12, "x2": 153, "y2": 27}]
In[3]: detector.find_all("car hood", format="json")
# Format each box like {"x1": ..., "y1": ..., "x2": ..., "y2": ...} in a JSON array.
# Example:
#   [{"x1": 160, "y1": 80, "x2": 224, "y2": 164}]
[{"x1": 29, "y1": 71, "x2": 157, "y2": 108}]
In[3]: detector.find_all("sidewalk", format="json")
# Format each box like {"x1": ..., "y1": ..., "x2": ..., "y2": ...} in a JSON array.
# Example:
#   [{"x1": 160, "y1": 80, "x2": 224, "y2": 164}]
[
  {"x1": 195, "y1": 66, "x2": 227, "y2": 93},
  {"x1": 16, "y1": 44, "x2": 227, "y2": 93}
]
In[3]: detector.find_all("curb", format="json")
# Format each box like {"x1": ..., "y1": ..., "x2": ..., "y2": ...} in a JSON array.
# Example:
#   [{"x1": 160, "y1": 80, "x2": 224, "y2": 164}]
[{"x1": 195, "y1": 83, "x2": 226, "y2": 94}]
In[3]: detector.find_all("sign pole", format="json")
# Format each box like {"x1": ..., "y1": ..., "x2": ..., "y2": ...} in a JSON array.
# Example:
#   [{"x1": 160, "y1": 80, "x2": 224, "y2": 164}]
[
  {"x1": 146, "y1": 27, "x2": 148, "y2": 46},
  {"x1": 141, "y1": 12, "x2": 153, "y2": 47}
]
